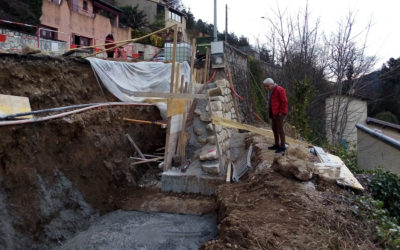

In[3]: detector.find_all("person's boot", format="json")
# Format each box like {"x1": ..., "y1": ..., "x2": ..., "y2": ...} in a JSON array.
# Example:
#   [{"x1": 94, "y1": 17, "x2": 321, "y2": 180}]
[
  {"x1": 275, "y1": 146, "x2": 286, "y2": 154},
  {"x1": 268, "y1": 145, "x2": 279, "y2": 150}
]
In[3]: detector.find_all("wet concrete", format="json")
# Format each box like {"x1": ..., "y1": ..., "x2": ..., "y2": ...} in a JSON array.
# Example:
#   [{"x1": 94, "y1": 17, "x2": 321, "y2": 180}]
[{"x1": 58, "y1": 210, "x2": 217, "y2": 250}]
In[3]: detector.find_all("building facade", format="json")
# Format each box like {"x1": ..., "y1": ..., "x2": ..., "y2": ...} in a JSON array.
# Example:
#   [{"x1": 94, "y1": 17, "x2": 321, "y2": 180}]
[
  {"x1": 114, "y1": 0, "x2": 188, "y2": 42},
  {"x1": 325, "y1": 95, "x2": 368, "y2": 144},
  {"x1": 40, "y1": 0, "x2": 131, "y2": 48}
]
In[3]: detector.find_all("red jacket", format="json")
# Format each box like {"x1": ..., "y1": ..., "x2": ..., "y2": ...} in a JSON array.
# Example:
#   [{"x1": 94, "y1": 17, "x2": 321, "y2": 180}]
[
  {"x1": 269, "y1": 85, "x2": 288, "y2": 117},
  {"x1": 105, "y1": 37, "x2": 115, "y2": 50}
]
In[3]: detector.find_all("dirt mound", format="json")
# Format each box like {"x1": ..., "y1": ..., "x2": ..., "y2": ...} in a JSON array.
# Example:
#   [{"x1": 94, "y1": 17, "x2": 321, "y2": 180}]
[
  {"x1": 202, "y1": 136, "x2": 380, "y2": 249},
  {"x1": 0, "y1": 53, "x2": 117, "y2": 110}
]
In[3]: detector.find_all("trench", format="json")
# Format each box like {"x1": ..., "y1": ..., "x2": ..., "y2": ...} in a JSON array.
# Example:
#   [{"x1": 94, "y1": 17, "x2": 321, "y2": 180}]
[{"x1": 0, "y1": 54, "x2": 219, "y2": 249}]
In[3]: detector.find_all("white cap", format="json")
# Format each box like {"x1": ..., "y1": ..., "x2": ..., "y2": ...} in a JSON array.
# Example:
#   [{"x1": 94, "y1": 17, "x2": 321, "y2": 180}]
[{"x1": 263, "y1": 78, "x2": 274, "y2": 85}]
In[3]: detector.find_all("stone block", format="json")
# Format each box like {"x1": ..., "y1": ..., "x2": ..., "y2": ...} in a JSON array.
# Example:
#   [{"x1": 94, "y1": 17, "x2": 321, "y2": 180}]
[
  {"x1": 210, "y1": 101, "x2": 223, "y2": 111},
  {"x1": 200, "y1": 113, "x2": 211, "y2": 122},
  {"x1": 193, "y1": 126, "x2": 202, "y2": 136},
  {"x1": 207, "y1": 136, "x2": 217, "y2": 144},
  {"x1": 206, "y1": 123, "x2": 214, "y2": 131},
  {"x1": 216, "y1": 79, "x2": 229, "y2": 88},
  {"x1": 210, "y1": 96, "x2": 224, "y2": 102},
  {"x1": 201, "y1": 162, "x2": 220, "y2": 175},
  {"x1": 194, "y1": 109, "x2": 202, "y2": 116},
  {"x1": 208, "y1": 87, "x2": 224, "y2": 97},
  {"x1": 213, "y1": 111, "x2": 223, "y2": 117},
  {"x1": 197, "y1": 137, "x2": 207, "y2": 144},
  {"x1": 199, "y1": 145, "x2": 218, "y2": 161},
  {"x1": 215, "y1": 125, "x2": 222, "y2": 133}
]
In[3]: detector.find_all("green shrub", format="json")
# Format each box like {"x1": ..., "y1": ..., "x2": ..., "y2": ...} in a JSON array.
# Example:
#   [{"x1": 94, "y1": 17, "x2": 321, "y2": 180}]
[
  {"x1": 367, "y1": 169, "x2": 400, "y2": 221},
  {"x1": 375, "y1": 111, "x2": 399, "y2": 124},
  {"x1": 356, "y1": 197, "x2": 400, "y2": 249}
]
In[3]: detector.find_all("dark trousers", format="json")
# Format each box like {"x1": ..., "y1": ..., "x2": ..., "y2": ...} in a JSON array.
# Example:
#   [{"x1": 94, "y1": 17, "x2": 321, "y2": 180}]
[
  {"x1": 271, "y1": 114, "x2": 286, "y2": 147},
  {"x1": 107, "y1": 51, "x2": 114, "y2": 58}
]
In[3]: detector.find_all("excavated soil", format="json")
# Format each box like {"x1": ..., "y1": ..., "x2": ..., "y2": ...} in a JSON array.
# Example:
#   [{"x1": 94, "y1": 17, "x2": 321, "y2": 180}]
[
  {"x1": 0, "y1": 54, "x2": 167, "y2": 248},
  {"x1": 0, "y1": 53, "x2": 117, "y2": 110},
  {"x1": 202, "y1": 135, "x2": 381, "y2": 250}
]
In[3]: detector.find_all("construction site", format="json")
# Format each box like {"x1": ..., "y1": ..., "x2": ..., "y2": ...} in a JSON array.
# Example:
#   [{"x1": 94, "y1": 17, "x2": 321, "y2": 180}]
[{"x1": 0, "y1": 3, "x2": 398, "y2": 247}]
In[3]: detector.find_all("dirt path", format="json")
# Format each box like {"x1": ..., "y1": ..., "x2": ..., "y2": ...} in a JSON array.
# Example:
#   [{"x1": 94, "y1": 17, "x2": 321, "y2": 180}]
[{"x1": 202, "y1": 135, "x2": 380, "y2": 250}]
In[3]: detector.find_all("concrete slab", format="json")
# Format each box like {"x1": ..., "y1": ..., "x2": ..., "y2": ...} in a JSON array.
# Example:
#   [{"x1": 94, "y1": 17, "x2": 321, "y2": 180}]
[{"x1": 161, "y1": 160, "x2": 224, "y2": 195}]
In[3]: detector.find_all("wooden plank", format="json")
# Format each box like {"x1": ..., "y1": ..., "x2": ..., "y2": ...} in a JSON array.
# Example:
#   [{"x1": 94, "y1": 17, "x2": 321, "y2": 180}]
[
  {"x1": 131, "y1": 157, "x2": 164, "y2": 166},
  {"x1": 167, "y1": 99, "x2": 187, "y2": 117},
  {"x1": 226, "y1": 161, "x2": 232, "y2": 183},
  {"x1": 174, "y1": 63, "x2": 181, "y2": 93},
  {"x1": 211, "y1": 115, "x2": 310, "y2": 147},
  {"x1": 133, "y1": 92, "x2": 207, "y2": 99},
  {"x1": 189, "y1": 38, "x2": 196, "y2": 90},
  {"x1": 126, "y1": 134, "x2": 146, "y2": 159},
  {"x1": 164, "y1": 24, "x2": 179, "y2": 172},
  {"x1": 204, "y1": 48, "x2": 210, "y2": 83}
]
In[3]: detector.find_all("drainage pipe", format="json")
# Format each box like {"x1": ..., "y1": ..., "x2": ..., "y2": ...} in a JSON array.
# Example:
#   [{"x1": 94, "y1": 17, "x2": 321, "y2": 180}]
[
  {"x1": 0, "y1": 103, "x2": 101, "y2": 120},
  {"x1": 0, "y1": 102, "x2": 154, "y2": 127}
]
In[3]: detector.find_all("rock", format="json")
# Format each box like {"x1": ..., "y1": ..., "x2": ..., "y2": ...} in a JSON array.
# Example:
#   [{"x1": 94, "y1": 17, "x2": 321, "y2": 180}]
[
  {"x1": 210, "y1": 101, "x2": 223, "y2": 111},
  {"x1": 200, "y1": 113, "x2": 211, "y2": 122},
  {"x1": 272, "y1": 155, "x2": 314, "y2": 181},
  {"x1": 193, "y1": 126, "x2": 202, "y2": 136},
  {"x1": 216, "y1": 79, "x2": 229, "y2": 87},
  {"x1": 197, "y1": 137, "x2": 207, "y2": 144},
  {"x1": 206, "y1": 105, "x2": 209, "y2": 112},
  {"x1": 210, "y1": 96, "x2": 224, "y2": 102},
  {"x1": 194, "y1": 109, "x2": 202, "y2": 116},
  {"x1": 199, "y1": 145, "x2": 218, "y2": 161},
  {"x1": 201, "y1": 162, "x2": 220, "y2": 175},
  {"x1": 208, "y1": 87, "x2": 223, "y2": 97},
  {"x1": 206, "y1": 123, "x2": 214, "y2": 131},
  {"x1": 213, "y1": 111, "x2": 223, "y2": 117},
  {"x1": 215, "y1": 125, "x2": 222, "y2": 132},
  {"x1": 207, "y1": 136, "x2": 217, "y2": 144}
]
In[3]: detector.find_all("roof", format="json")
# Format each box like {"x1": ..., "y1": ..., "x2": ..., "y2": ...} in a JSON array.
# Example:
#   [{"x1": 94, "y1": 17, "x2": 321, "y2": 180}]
[
  {"x1": 356, "y1": 123, "x2": 400, "y2": 150},
  {"x1": 93, "y1": 0, "x2": 123, "y2": 13},
  {"x1": 366, "y1": 117, "x2": 400, "y2": 132}
]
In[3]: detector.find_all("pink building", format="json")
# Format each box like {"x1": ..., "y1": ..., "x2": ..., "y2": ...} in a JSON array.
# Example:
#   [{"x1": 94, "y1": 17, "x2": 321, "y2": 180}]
[{"x1": 40, "y1": 0, "x2": 131, "y2": 49}]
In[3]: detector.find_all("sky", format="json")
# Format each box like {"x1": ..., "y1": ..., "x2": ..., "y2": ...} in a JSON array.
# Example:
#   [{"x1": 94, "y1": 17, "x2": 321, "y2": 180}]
[{"x1": 181, "y1": 0, "x2": 400, "y2": 69}]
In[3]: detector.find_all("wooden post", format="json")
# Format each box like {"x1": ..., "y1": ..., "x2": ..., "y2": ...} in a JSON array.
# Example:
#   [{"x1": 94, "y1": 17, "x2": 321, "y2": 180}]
[
  {"x1": 174, "y1": 63, "x2": 181, "y2": 93},
  {"x1": 164, "y1": 24, "x2": 178, "y2": 172},
  {"x1": 180, "y1": 75, "x2": 185, "y2": 93},
  {"x1": 189, "y1": 38, "x2": 196, "y2": 91},
  {"x1": 204, "y1": 48, "x2": 210, "y2": 83}
]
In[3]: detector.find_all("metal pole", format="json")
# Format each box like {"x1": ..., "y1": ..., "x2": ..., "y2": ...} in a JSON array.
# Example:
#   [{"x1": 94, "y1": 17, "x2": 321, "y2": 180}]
[
  {"x1": 214, "y1": 0, "x2": 217, "y2": 42},
  {"x1": 225, "y1": 4, "x2": 228, "y2": 42}
]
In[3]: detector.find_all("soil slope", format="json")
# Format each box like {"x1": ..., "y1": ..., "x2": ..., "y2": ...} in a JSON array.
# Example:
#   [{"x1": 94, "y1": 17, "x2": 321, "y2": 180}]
[{"x1": 203, "y1": 135, "x2": 380, "y2": 250}]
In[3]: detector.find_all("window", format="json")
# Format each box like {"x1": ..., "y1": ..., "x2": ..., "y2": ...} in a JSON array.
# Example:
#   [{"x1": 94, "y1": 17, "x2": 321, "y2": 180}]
[
  {"x1": 51, "y1": 0, "x2": 62, "y2": 5},
  {"x1": 169, "y1": 11, "x2": 182, "y2": 23},
  {"x1": 72, "y1": 34, "x2": 91, "y2": 47},
  {"x1": 83, "y1": 1, "x2": 88, "y2": 11},
  {"x1": 40, "y1": 26, "x2": 58, "y2": 40}
]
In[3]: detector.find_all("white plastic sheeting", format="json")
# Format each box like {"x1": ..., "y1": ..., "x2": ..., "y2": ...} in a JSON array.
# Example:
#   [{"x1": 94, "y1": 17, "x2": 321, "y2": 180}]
[{"x1": 87, "y1": 58, "x2": 191, "y2": 119}]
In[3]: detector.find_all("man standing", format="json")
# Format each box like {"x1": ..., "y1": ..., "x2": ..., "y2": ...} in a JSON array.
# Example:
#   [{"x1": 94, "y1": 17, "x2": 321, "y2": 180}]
[
  {"x1": 105, "y1": 34, "x2": 115, "y2": 59},
  {"x1": 263, "y1": 78, "x2": 288, "y2": 153}
]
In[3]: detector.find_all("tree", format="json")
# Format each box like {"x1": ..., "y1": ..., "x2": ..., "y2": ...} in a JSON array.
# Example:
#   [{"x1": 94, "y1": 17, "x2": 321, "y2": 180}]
[
  {"x1": 165, "y1": 0, "x2": 183, "y2": 10},
  {"x1": 119, "y1": 5, "x2": 148, "y2": 30},
  {"x1": 325, "y1": 12, "x2": 376, "y2": 144},
  {"x1": 376, "y1": 57, "x2": 400, "y2": 122}
]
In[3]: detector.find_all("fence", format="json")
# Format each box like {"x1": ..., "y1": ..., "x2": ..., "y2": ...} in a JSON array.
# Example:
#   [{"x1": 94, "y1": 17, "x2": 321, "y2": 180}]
[{"x1": 0, "y1": 27, "x2": 68, "y2": 53}]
